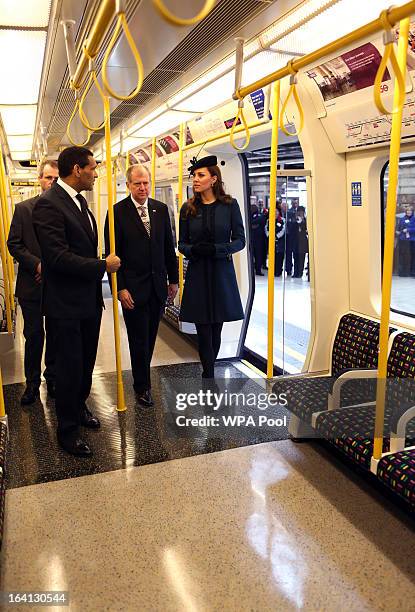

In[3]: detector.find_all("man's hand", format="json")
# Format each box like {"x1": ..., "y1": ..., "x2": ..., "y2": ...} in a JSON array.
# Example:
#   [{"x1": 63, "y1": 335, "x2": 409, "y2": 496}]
[
  {"x1": 168, "y1": 283, "x2": 178, "y2": 302},
  {"x1": 35, "y1": 262, "x2": 41, "y2": 284},
  {"x1": 106, "y1": 253, "x2": 121, "y2": 273},
  {"x1": 118, "y1": 289, "x2": 134, "y2": 310}
]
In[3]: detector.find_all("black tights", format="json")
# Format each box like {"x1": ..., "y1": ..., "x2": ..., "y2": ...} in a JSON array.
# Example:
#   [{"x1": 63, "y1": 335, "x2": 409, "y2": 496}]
[{"x1": 195, "y1": 323, "x2": 223, "y2": 378}]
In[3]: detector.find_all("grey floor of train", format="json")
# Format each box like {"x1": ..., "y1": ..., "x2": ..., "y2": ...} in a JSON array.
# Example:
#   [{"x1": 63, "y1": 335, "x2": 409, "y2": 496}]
[{"x1": 1, "y1": 292, "x2": 415, "y2": 610}]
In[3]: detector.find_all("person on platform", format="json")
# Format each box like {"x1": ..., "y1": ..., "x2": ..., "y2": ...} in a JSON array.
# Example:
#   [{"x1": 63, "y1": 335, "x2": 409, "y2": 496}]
[
  {"x1": 104, "y1": 164, "x2": 178, "y2": 407},
  {"x1": 8, "y1": 160, "x2": 59, "y2": 405},
  {"x1": 178, "y1": 155, "x2": 245, "y2": 379},
  {"x1": 32, "y1": 146, "x2": 120, "y2": 457}
]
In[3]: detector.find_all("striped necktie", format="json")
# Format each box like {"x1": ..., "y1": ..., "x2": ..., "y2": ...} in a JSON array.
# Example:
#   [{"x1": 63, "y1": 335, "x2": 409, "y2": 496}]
[{"x1": 137, "y1": 204, "x2": 150, "y2": 236}]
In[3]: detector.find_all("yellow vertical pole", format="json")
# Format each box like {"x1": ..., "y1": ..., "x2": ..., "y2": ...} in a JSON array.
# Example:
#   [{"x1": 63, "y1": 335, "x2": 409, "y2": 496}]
[
  {"x1": 8, "y1": 177, "x2": 15, "y2": 216},
  {"x1": 151, "y1": 137, "x2": 156, "y2": 199},
  {"x1": 178, "y1": 123, "x2": 185, "y2": 304},
  {"x1": 0, "y1": 157, "x2": 12, "y2": 334},
  {"x1": 97, "y1": 174, "x2": 102, "y2": 259},
  {"x1": 373, "y1": 18, "x2": 410, "y2": 460},
  {"x1": 267, "y1": 81, "x2": 280, "y2": 379},
  {"x1": 0, "y1": 154, "x2": 15, "y2": 291},
  {"x1": 0, "y1": 364, "x2": 5, "y2": 417},
  {"x1": 125, "y1": 149, "x2": 130, "y2": 196},
  {"x1": 113, "y1": 158, "x2": 117, "y2": 204},
  {"x1": 104, "y1": 96, "x2": 126, "y2": 412}
]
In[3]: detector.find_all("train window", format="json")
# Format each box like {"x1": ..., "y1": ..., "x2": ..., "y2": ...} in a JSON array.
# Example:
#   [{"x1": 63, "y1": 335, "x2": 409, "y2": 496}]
[
  {"x1": 243, "y1": 147, "x2": 311, "y2": 374},
  {"x1": 382, "y1": 155, "x2": 415, "y2": 318}
]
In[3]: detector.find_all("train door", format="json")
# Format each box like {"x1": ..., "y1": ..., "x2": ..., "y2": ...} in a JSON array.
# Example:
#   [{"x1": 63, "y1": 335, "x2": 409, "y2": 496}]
[{"x1": 243, "y1": 170, "x2": 312, "y2": 374}]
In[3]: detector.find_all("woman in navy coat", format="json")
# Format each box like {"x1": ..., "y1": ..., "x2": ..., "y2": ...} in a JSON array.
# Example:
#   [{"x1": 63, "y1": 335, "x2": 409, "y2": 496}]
[{"x1": 179, "y1": 155, "x2": 245, "y2": 378}]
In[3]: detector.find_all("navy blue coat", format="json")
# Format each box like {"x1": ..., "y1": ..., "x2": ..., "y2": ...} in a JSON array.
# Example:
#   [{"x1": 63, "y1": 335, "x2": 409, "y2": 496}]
[{"x1": 178, "y1": 198, "x2": 245, "y2": 324}]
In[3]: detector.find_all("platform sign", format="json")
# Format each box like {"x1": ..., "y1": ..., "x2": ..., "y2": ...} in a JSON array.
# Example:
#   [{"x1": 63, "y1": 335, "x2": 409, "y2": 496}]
[{"x1": 351, "y1": 181, "x2": 362, "y2": 206}]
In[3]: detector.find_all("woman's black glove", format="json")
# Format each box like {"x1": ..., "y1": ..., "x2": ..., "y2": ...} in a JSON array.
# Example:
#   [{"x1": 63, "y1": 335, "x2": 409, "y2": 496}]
[{"x1": 191, "y1": 242, "x2": 216, "y2": 257}]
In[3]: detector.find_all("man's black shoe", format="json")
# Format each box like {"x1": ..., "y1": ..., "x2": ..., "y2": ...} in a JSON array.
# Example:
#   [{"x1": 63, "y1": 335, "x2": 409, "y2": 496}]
[
  {"x1": 136, "y1": 389, "x2": 154, "y2": 407},
  {"x1": 80, "y1": 405, "x2": 101, "y2": 429},
  {"x1": 46, "y1": 380, "x2": 56, "y2": 398},
  {"x1": 58, "y1": 436, "x2": 92, "y2": 457},
  {"x1": 20, "y1": 384, "x2": 40, "y2": 406}
]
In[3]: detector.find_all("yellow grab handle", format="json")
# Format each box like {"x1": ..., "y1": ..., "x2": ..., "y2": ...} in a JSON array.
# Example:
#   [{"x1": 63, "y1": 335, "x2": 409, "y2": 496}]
[
  {"x1": 102, "y1": 12, "x2": 144, "y2": 101},
  {"x1": 230, "y1": 101, "x2": 251, "y2": 151},
  {"x1": 78, "y1": 70, "x2": 106, "y2": 131},
  {"x1": 152, "y1": 0, "x2": 215, "y2": 26},
  {"x1": 374, "y1": 14, "x2": 406, "y2": 115},
  {"x1": 67, "y1": 98, "x2": 91, "y2": 146},
  {"x1": 279, "y1": 66, "x2": 304, "y2": 137}
]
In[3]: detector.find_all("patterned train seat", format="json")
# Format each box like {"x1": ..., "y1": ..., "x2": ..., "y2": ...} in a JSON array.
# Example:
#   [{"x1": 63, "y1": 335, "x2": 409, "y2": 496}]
[
  {"x1": 274, "y1": 313, "x2": 381, "y2": 424},
  {"x1": 377, "y1": 449, "x2": 415, "y2": 508},
  {"x1": 314, "y1": 333, "x2": 415, "y2": 470}
]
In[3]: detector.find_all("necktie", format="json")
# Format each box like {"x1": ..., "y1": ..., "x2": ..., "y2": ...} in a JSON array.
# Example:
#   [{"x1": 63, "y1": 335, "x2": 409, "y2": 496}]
[
  {"x1": 137, "y1": 204, "x2": 150, "y2": 236},
  {"x1": 76, "y1": 193, "x2": 94, "y2": 235}
]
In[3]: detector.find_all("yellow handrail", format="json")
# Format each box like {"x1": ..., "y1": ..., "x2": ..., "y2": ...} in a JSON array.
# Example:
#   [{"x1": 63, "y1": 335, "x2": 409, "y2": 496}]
[
  {"x1": 102, "y1": 11, "x2": 144, "y2": 101},
  {"x1": 234, "y1": 3, "x2": 415, "y2": 101},
  {"x1": 97, "y1": 174, "x2": 102, "y2": 260},
  {"x1": 178, "y1": 123, "x2": 184, "y2": 304},
  {"x1": 267, "y1": 81, "x2": 281, "y2": 379},
  {"x1": 151, "y1": 137, "x2": 156, "y2": 199},
  {"x1": 152, "y1": 0, "x2": 215, "y2": 26},
  {"x1": 374, "y1": 10, "x2": 406, "y2": 115},
  {"x1": 67, "y1": 98, "x2": 91, "y2": 146},
  {"x1": 0, "y1": 160, "x2": 12, "y2": 333},
  {"x1": 0, "y1": 154, "x2": 15, "y2": 313},
  {"x1": 279, "y1": 62, "x2": 304, "y2": 137},
  {"x1": 104, "y1": 96, "x2": 127, "y2": 412},
  {"x1": 373, "y1": 17, "x2": 410, "y2": 461},
  {"x1": 78, "y1": 69, "x2": 106, "y2": 131},
  {"x1": 230, "y1": 100, "x2": 251, "y2": 151}
]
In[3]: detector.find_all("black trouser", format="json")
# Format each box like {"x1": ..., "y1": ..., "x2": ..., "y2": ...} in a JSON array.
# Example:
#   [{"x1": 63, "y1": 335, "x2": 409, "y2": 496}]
[
  {"x1": 123, "y1": 290, "x2": 164, "y2": 393},
  {"x1": 20, "y1": 299, "x2": 56, "y2": 387},
  {"x1": 285, "y1": 235, "x2": 293, "y2": 274},
  {"x1": 399, "y1": 241, "x2": 411, "y2": 276},
  {"x1": 52, "y1": 311, "x2": 102, "y2": 442},
  {"x1": 293, "y1": 252, "x2": 306, "y2": 277},
  {"x1": 252, "y1": 239, "x2": 264, "y2": 274},
  {"x1": 195, "y1": 323, "x2": 223, "y2": 378},
  {"x1": 274, "y1": 252, "x2": 284, "y2": 277}
]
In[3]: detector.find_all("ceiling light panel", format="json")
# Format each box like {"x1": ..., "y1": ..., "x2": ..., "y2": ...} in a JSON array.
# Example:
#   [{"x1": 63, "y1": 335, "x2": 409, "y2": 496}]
[
  {"x1": 131, "y1": 111, "x2": 196, "y2": 138},
  {"x1": 0, "y1": 105, "x2": 37, "y2": 135},
  {"x1": 173, "y1": 71, "x2": 235, "y2": 113},
  {"x1": 0, "y1": 0, "x2": 51, "y2": 27},
  {"x1": 7, "y1": 135, "x2": 33, "y2": 150},
  {"x1": 0, "y1": 31, "x2": 46, "y2": 104},
  {"x1": 242, "y1": 52, "x2": 293, "y2": 87},
  {"x1": 271, "y1": 0, "x2": 408, "y2": 57},
  {"x1": 11, "y1": 150, "x2": 32, "y2": 161}
]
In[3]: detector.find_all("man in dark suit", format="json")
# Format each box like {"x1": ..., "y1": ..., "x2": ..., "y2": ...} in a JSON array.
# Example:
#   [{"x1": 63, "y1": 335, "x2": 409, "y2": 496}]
[
  {"x1": 104, "y1": 164, "x2": 178, "y2": 407},
  {"x1": 32, "y1": 146, "x2": 120, "y2": 456},
  {"x1": 8, "y1": 160, "x2": 59, "y2": 405}
]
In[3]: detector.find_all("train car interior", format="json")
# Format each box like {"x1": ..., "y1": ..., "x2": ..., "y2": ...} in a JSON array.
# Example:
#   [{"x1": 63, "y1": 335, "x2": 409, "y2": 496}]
[{"x1": 0, "y1": 0, "x2": 414, "y2": 609}]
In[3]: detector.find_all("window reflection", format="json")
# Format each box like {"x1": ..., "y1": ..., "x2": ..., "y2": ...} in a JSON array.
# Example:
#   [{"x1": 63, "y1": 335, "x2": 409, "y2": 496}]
[{"x1": 383, "y1": 156, "x2": 415, "y2": 317}]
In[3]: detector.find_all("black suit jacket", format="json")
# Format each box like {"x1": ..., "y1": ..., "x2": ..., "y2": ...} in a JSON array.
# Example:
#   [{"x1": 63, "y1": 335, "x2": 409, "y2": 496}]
[
  {"x1": 32, "y1": 182, "x2": 106, "y2": 319},
  {"x1": 104, "y1": 196, "x2": 178, "y2": 306},
  {"x1": 7, "y1": 195, "x2": 42, "y2": 302}
]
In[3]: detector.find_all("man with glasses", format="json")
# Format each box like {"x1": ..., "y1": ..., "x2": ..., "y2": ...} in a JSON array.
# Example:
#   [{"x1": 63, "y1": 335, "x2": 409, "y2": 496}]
[{"x1": 8, "y1": 160, "x2": 59, "y2": 405}]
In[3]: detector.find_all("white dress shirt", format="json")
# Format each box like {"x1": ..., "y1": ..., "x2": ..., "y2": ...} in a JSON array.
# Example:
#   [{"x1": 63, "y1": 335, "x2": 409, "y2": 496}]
[{"x1": 57, "y1": 177, "x2": 93, "y2": 230}]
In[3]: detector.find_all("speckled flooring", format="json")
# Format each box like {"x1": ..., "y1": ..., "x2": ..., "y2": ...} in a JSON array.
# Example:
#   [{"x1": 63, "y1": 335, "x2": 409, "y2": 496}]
[
  {"x1": 2, "y1": 440, "x2": 415, "y2": 612},
  {"x1": 5, "y1": 361, "x2": 290, "y2": 489}
]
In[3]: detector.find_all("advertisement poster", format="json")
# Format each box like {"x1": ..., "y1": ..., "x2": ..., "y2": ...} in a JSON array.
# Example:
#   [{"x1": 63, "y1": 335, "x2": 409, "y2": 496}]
[
  {"x1": 307, "y1": 43, "x2": 389, "y2": 102},
  {"x1": 250, "y1": 89, "x2": 266, "y2": 119}
]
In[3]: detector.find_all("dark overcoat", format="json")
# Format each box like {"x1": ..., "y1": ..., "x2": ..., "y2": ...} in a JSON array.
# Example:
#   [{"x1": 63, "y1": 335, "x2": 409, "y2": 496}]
[
  {"x1": 178, "y1": 198, "x2": 245, "y2": 324},
  {"x1": 7, "y1": 195, "x2": 42, "y2": 302}
]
